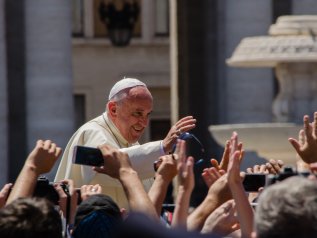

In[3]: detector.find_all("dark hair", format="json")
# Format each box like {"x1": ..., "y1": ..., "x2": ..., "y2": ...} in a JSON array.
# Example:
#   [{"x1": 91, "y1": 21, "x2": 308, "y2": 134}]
[
  {"x1": 74, "y1": 194, "x2": 121, "y2": 227},
  {"x1": 73, "y1": 194, "x2": 122, "y2": 238},
  {"x1": 0, "y1": 197, "x2": 62, "y2": 238}
]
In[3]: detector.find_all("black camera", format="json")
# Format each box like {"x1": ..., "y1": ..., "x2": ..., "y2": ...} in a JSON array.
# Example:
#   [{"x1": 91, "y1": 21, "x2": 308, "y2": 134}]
[
  {"x1": 243, "y1": 174, "x2": 266, "y2": 192},
  {"x1": 243, "y1": 166, "x2": 311, "y2": 192},
  {"x1": 265, "y1": 166, "x2": 310, "y2": 186},
  {"x1": 33, "y1": 176, "x2": 70, "y2": 205}
]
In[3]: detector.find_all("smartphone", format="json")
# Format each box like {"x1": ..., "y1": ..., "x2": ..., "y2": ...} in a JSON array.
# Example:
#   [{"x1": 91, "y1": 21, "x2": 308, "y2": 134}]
[
  {"x1": 72, "y1": 145, "x2": 104, "y2": 167},
  {"x1": 242, "y1": 174, "x2": 266, "y2": 192}
]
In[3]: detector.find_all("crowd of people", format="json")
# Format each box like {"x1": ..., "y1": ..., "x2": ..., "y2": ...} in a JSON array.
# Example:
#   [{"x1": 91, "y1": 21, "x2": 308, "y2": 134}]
[{"x1": 1, "y1": 78, "x2": 317, "y2": 238}]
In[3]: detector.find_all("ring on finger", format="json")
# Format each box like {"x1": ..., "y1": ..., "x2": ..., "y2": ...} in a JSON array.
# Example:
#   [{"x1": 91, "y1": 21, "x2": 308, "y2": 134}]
[{"x1": 176, "y1": 128, "x2": 182, "y2": 136}]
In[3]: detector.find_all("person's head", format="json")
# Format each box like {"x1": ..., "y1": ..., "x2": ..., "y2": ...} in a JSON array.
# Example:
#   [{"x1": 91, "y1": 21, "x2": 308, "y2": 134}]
[
  {"x1": 73, "y1": 194, "x2": 122, "y2": 238},
  {"x1": 107, "y1": 78, "x2": 153, "y2": 143},
  {"x1": 0, "y1": 197, "x2": 62, "y2": 238},
  {"x1": 254, "y1": 176, "x2": 317, "y2": 238}
]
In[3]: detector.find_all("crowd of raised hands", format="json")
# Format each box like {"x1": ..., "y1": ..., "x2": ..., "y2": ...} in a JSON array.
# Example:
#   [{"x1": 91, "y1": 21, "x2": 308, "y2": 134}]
[{"x1": 1, "y1": 112, "x2": 317, "y2": 238}]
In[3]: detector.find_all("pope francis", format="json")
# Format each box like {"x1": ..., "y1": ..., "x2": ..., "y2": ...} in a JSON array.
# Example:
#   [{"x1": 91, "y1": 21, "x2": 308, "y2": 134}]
[{"x1": 55, "y1": 78, "x2": 196, "y2": 207}]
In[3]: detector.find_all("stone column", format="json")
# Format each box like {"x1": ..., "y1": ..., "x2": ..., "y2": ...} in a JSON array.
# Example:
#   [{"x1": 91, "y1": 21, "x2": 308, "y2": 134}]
[
  {"x1": 273, "y1": 63, "x2": 317, "y2": 123},
  {"x1": 225, "y1": 0, "x2": 273, "y2": 123},
  {"x1": 25, "y1": 0, "x2": 74, "y2": 179},
  {"x1": 0, "y1": 0, "x2": 8, "y2": 184},
  {"x1": 141, "y1": 0, "x2": 155, "y2": 43},
  {"x1": 83, "y1": 0, "x2": 94, "y2": 38},
  {"x1": 292, "y1": 0, "x2": 317, "y2": 14},
  {"x1": 170, "y1": 0, "x2": 178, "y2": 124}
]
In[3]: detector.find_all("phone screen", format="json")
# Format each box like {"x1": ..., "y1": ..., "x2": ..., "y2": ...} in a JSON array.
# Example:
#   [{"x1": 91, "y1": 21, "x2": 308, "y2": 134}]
[
  {"x1": 72, "y1": 146, "x2": 104, "y2": 167},
  {"x1": 242, "y1": 174, "x2": 266, "y2": 192}
]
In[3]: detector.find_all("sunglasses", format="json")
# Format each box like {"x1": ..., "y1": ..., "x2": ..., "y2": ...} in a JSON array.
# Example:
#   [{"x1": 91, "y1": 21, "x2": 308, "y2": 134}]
[{"x1": 153, "y1": 132, "x2": 206, "y2": 172}]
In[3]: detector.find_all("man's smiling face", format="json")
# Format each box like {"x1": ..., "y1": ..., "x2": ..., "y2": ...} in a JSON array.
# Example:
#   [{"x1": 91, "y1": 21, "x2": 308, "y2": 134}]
[{"x1": 110, "y1": 86, "x2": 153, "y2": 143}]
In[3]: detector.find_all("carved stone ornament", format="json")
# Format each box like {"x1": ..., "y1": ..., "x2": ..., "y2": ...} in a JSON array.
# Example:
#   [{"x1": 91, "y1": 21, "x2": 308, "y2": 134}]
[{"x1": 227, "y1": 15, "x2": 317, "y2": 67}]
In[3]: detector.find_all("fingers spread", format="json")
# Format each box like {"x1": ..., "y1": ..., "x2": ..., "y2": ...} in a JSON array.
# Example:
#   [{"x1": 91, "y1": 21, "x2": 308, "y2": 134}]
[{"x1": 174, "y1": 116, "x2": 196, "y2": 134}]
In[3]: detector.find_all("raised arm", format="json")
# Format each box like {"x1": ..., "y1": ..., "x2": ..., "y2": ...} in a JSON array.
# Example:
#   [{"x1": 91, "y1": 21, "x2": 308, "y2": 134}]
[
  {"x1": 94, "y1": 144, "x2": 158, "y2": 219},
  {"x1": 54, "y1": 179, "x2": 78, "y2": 226},
  {"x1": 227, "y1": 133, "x2": 253, "y2": 238},
  {"x1": 187, "y1": 172, "x2": 232, "y2": 231},
  {"x1": 288, "y1": 112, "x2": 317, "y2": 164},
  {"x1": 210, "y1": 132, "x2": 243, "y2": 172},
  {"x1": 171, "y1": 140, "x2": 195, "y2": 228},
  {"x1": 7, "y1": 140, "x2": 62, "y2": 204},
  {"x1": 201, "y1": 199, "x2": 239, "y2": 236},
  {"x1": 148, "y1": 154, "x2": 177, "y2": 216},
  {"x1": 186, "y1": 132, "x2": 241, "y2": 232}
]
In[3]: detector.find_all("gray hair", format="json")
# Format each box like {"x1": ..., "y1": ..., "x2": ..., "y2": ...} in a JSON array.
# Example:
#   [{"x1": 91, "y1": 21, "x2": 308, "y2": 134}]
[{"x1": 255, "y1": 176, "x2": 317, "y2": 238}]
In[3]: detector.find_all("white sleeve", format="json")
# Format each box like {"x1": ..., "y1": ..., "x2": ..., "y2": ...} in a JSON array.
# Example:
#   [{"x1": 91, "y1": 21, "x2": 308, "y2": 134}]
[{"x1": 121, "y1": 141, "x2": 162, "y2": 179}]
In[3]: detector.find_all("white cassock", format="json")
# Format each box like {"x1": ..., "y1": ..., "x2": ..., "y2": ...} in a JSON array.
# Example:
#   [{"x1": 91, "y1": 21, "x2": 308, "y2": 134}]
[{"x1": 54, "y1": 112, "x2": 163, "y2": 208}]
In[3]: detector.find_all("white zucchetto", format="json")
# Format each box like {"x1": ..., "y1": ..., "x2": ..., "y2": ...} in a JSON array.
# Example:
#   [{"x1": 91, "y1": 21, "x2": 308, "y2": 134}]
[{"x1": 108, "y1": 78, "x2": 147, "y2": 100}]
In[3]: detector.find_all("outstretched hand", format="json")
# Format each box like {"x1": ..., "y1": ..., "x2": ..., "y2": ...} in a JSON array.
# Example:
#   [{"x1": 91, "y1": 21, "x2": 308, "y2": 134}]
[
  {"x1": 226, "y1": 132, "x2": 254, "y2": 238},
  {"x1": 171, "y1": 140, "x2": 195, "y2": 228},
  {"x1": 288, "y1": 112, "x2": 317, "y2": 164},
  {"x1": 210, "y1": 132, "x2": 243, "y2": 172},
  {"x1": 210, "y1": 140, "x2": 230, "y2": 172},
  {"x1": 162, "y1": 116, "x2": 196, "y2": 154},
  {"x1": 175, "y1": 140, "x2": 195, "y2": 192},
  {"x1": 202, "y1": 167, "x2": 226, "y2": 188}
]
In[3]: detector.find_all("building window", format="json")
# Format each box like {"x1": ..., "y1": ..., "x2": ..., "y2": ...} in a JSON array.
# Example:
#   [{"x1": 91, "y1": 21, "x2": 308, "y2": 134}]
[
  {"x1": 74, "y1": 94, "x2": 86, "y2": 129},
  {"x1": 155, "y1": 0, "x2": 169, "y2": 36},
  {"x1": 72, "y1": 0, "x2": 84, "y2": 36}
]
